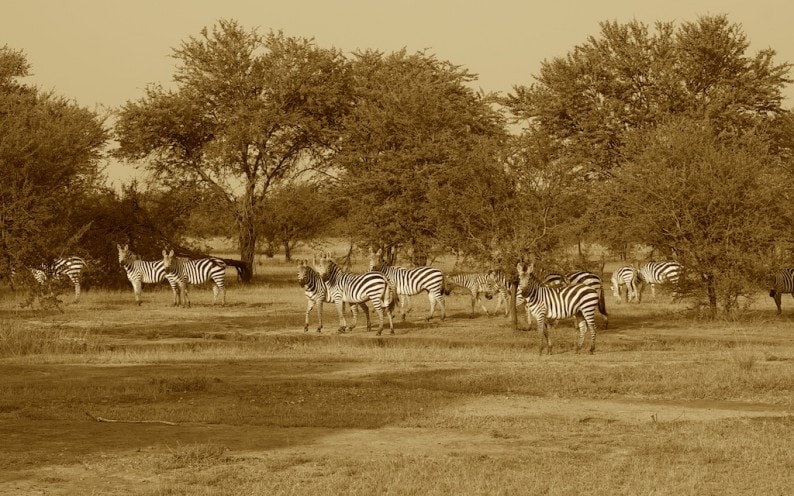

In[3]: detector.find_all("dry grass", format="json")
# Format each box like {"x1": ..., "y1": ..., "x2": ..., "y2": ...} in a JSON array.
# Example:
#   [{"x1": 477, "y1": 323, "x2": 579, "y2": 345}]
[{"x1": 0, "y1": 263, "x2": 792, "y2": 495}]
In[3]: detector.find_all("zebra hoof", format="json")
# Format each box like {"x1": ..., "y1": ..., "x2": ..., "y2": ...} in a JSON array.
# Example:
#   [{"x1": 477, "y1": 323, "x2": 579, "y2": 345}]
[
  {"x1": 337, "y1": 327, "x2": 346, "y2": 334},
  {"x1": 316, "y1": 327, "x2": 322, "y2": 333},
  {"x1": 303, "y1": 325, "x2": 309, "y2": 333}
]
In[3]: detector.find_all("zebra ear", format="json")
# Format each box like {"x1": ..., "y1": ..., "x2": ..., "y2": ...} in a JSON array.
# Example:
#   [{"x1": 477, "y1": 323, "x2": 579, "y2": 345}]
[
  {"x1": 162, "y1": 249, "x2": 167, "y2": 257},
  {"x1": 168, "y1": 250, "x2": 174, "y2": 257}
]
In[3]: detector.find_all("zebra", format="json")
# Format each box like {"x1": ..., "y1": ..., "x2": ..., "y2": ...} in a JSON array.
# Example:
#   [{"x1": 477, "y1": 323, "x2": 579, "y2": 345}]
[
  {"x1": 117, "y1": 244, "x2": 179, "y2": 305},
  {"x1": 769, "y1": 268, "x2": 794, "y2": 315},
  {"x1": 368, "y1": 248, "x2": 445, "y2": 321},
  {"x1": 488, "y1": 269, "x2": 513, "y2": 317},
  {"x1": 637, "y1": 261, "x2": 682, "y2": 301},
  {"x1": 313, "y1": 253, "x2": 395, "y2": 335},
  {"x1": 443, "y1": 272, "x2": 499, "y2": 316},
  {"x1": 161, "y1": 250, "x2": 227, "y2": 307},
  {"x1": 516, "y1": 261, "x2": 605, "y2": 355},
  {"x1": 297, "y1": 260, "x2": 364, "y2": 333},
  {"x1": 27, "y1": 256, "x2": 86, "y2": 301},
  {"x1": 611, "y1": 265, "x2": 639, "y2": 303}
]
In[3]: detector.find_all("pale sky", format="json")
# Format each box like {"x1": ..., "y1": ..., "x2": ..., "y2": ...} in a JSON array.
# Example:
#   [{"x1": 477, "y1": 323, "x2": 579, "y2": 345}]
[{"x1": 3, "y1": 0, "x2": 794, "y2": 184}]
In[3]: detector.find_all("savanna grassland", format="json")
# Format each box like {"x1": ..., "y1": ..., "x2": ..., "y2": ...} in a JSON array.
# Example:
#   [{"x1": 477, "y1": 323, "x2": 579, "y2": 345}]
[{"x1": 0, "y1": 254, "x2": 792, "y2": 496}]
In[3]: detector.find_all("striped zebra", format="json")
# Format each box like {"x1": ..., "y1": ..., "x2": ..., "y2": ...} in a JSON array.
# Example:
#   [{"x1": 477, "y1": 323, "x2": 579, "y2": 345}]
[
  {"x1": 516, "y1": 261, "x2": 605, "y2": 355},
  {"x1": 313, "y1": 254, "x2": 395, "y2": 335},
  {"x1": 444, "y1": 272, "x2": 499, "y2": 316},
  {"x1": 28, "y1": 256, "x2": 86, "y2": 301},
  {"x1": 637, "y1": 261, "x2": 682, "y2": 301},
  {"x1": 611, "y1": 265, "x2": 639, "y2": 303},
  {"x1": 769, "y1": 268, "x2": 794, "y2": 315},
  {"x1": 297, "y1": 260, "x2": 363, "y2": 333},
  {"x1": 368, "y1": 248, "x2": 445, "y2": 321},
  {"x1": 489, "y1": 270, "x2": 513, "y2": 317},
  {"x1": 117, "y1": 244, "x2": 179, "y2": 305},
  {"x1": 161, "y1": 250, "x2": 227, "y2": 307}
]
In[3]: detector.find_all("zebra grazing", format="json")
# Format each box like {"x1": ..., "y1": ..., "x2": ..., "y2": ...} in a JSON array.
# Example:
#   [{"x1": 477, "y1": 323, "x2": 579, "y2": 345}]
[
  {"x1": 161, "y1": 250, "x2": 227, "y2": 307},
  {"x1": 117, "y1": 244, "x2": 179, "y2": 305},
  {"x1": 516, "y1": 261, "x2": 605, "y2": 355},
  {"x1": 368, "y1": 248, "x2": 445, "y2": 321},
  {"x1": 769, "y1": 268, "x2": 794, "y2": 315},
  {"x1": 444, "y1": 272, "x2": 499, "y2": 316},
  {"x1": 28, "y1": 256, "x2": 87, "y2": 301},
  {"x1": 297, "y1": 260, "x2": 364, "y2": 333},
  {"x1": 637, "y1": 261, "x2": 682, "y2": 301},
  {"x1": 313, "y1": 253, "x2": 395, "y2": 335},
  {"x1": 611, "y1": 265, "x2": 639, "y2": 303}
]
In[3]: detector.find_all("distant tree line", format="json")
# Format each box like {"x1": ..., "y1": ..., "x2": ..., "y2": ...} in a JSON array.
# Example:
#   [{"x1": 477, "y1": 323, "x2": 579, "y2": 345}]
[{"x1": 2, "y1": 14, "x2": 794, "y2": 315}]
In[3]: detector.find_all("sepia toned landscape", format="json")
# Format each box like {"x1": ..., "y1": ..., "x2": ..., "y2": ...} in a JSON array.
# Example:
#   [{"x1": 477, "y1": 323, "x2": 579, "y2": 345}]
[{"x1": 1, "y1": 248, "x2": 792, "y2": 495}]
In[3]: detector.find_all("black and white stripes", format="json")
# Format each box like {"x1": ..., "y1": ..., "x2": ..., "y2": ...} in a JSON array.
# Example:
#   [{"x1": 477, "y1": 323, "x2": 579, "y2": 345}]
[
  {"x1": 444, "y1": 272, "x2": 498, "y2": 316},
  {"x1": 161, "y1": 250, "x2": 227, "y2": 307},
  {"x1": 769, "y1": 267, "x2": 794, "y2": 315},
  {"x1": 29, "y1": 256, "x2": 87, "y2": 301},
  {"x1": 516, "y1": 261, "x2": 604, "y2": 355},
  {"x1": 637, "y1": 261, "x2": 682, "y2": 301},
  {"x1": 117, "y1": 244, "x2": 178, "y2": 305},
  {"x1": 611, "y1": 265, "x2": 639, "y2": 303},
  {"x1": 314, "y1": 254, "x2": 395, "y2": 335},
  {"x1": 368, "y1": 249, "x2": 445, "y2": 321}
]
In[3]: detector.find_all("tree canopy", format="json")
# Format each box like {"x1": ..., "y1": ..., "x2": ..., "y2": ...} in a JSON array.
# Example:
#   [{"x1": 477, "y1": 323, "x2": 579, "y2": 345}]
[{"x1": 114, "y1": 20, "x2": 353, "y2": 279}]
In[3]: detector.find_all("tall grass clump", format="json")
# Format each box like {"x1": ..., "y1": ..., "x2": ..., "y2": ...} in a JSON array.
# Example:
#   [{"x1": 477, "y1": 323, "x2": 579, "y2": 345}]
[{"x1": 0, "y1": 320, "x2": 99, "y2": 358}]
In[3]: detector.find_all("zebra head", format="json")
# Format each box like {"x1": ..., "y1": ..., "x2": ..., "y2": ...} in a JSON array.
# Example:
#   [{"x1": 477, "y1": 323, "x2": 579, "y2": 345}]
[
  {"x1": 297, "y1": 260, "x2": 311, "y2": 286},
  {"x1": 162, "y1": 249, "x2": 177, "y2": 275},
  {"x1": 117, "y1": 244, "x2": 132, "y2": 265},
  {"x1": 313, "y1": 253, "x2": 336, "y2": 283},
  {"x1": 516, "y1": 261, "x2": 537, "y2": 297},
  {"x1": 368, "y1": 247, "x2": 387, "y2": 272}
]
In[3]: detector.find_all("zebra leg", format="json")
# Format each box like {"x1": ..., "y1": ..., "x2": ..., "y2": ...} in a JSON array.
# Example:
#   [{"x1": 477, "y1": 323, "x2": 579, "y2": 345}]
[
  {"x1": 576, "y1": 319, "x2": 587, "y2": 354},
  {"x1": 304, "y1": 298, "x2": 315, "y2": 332},
  {"x1": 133, "y1": 280, "x2": 143, "y2": 306},
  {"x1": 316, "y1": 300, "x2": 323, "y2": 333},
  {"x1": 374, "y1": 303, "x2": 385, "y2": 336},
  {"x1": 335, "y1": 300, "x2": 347, "y2": 333},
  {"x1": 211, "y1": 285, "x2": 219, "y2": 305},
  {"x1": 773, "y1": 292, "x2": 782, "y2": 315},
  {"x1": 536, "y1": 315, "x2": 551, "y2": 355},
  {"x1": 360, "y1": 302, "x2": 371, "y2": 332},
  {"x1": 70, "y1": 275, "x2": 81, "y2": 302},
  {"x1": 399, "y1": 294, "x2": 407, "y2": 321}
]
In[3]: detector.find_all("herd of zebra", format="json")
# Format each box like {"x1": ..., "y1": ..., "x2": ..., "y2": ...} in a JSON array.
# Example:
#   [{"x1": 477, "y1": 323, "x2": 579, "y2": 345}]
[{"x1": 8, "y1": 246, "x2": 794, "y2": 351}]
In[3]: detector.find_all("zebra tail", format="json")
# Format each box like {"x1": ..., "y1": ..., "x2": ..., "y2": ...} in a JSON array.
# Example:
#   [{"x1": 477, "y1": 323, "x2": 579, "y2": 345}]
[{"x1": 598, "y1": 289, "x2": 608, "y2": 316}]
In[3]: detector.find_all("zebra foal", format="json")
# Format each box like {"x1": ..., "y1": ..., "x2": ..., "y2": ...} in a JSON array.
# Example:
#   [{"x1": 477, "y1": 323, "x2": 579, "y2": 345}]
[
  {"x1": 161, "y1": 250, "x2": 227, "y2": 307},
  {"x1": 769, "y1": 268, "x2": 794, "y2": 315},
  {"x1": 516, "y1": 261, "x2": 603, "y2": 355},
  {"x1": 368, "y1": 248, "x2": 445, "y2": 321}
]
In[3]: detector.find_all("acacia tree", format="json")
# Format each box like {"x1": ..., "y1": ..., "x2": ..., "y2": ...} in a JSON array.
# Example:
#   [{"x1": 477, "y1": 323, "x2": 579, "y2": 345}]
[
  {"x1": 613, "y1": 118, "x2": 791, "y2": 315},
  {"x1": 0, "y1": 46, "x2": 108, "y2": 277},
  {"x1": 505, "y1": 15, "x2": 792, "y2": 176},
  {"x1": 114, "y1": 20, "x2": 352, "y2": 280},
  {"x1": 332, "y1": 49, "x2": 508, "y2": 265}
]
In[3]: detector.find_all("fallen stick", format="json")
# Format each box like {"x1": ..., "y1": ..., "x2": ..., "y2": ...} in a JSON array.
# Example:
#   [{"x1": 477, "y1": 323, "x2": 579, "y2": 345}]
[{"x1": 85, "y1": 411, "x2": 177, "y2": 426}]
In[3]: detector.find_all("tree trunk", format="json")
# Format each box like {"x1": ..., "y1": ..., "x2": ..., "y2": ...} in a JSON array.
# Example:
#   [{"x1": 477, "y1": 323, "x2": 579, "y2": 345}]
[
  {"x1": 706, "y1": 275, "x2": 718, "y2": 319},
  {"x1": 236, "y1": 207, "x2": 256, "y2": 283},
  {"x1": 283, "y1": 239, "x2": 292, "y2": 263}
]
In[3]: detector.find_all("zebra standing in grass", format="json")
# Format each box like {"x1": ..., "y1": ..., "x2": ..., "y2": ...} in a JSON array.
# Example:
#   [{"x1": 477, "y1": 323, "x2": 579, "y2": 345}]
[
  {"x1": 769, "y1": 267, "x2": 794, "y2": 315},
  {"x1": 637, "y1": 261, "x2": 682, "y2": 301},
  {"x1": 611, "y1": 265, "x2": 639, "y2": 303},
  {"x1": 117, "y1": 244, "x2": 179, "y2": 306},
  {"x1": 297, "y1": 260, "x2": 364, "y2": 333},
  {"x1": 313, "y1": 253, "x2": 395, "y2": 335},
  {"x1": 516, "y1": 261, "x2": 605, "y2": 355},
  {"x1": 444, "y1": 272, "x2": 499, "y2": 316},
  {"x1": 28, "y1": 256, "x2": 87, "y2": 301},
  {"x1": 489, "y1": 269, "x2": 513, "y2": 317},
  {"x1": 161, "y1": 250, "x2": 227, "y2": 307},
  {"x1": 368, "y1": 248, "x2": 445, "y2": 322}
]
